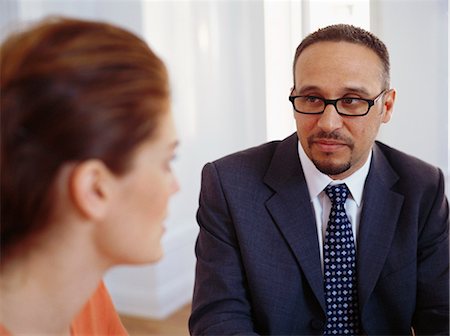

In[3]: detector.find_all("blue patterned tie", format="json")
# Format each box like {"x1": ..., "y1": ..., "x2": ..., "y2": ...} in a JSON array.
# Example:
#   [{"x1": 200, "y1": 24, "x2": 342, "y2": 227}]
[{"x1": 323, "y1": 184, "x2": 360, "y2": 335}]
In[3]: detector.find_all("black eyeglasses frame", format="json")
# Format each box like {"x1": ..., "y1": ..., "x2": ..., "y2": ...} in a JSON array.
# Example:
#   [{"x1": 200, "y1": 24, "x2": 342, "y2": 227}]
[{"x1": 288, "y1": 90, "x2": 387, "y2": 116}]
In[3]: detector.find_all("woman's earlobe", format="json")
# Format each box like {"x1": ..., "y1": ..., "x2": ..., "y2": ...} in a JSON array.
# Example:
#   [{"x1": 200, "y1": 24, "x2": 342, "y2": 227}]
[{"x1": 68, "y1": 160, "x2": 113, "y2": 221}]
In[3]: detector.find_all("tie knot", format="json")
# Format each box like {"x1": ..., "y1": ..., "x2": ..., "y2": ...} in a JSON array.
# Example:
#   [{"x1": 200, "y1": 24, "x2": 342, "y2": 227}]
[{"x1": 325, "y1": 183, "x2": 349, "y2": 206}]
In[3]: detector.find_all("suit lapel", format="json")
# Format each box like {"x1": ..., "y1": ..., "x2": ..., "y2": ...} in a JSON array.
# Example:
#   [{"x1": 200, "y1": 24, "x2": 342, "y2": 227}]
[
  {"x1": 263, "y1": 133, "x2": 326, "y2": 311},
  {"x1": 357, "y1": 143, "x2": 404, "y2": 311},
  {"x1": 262, "y1": 137, "x2": 404, "y2": 313}
]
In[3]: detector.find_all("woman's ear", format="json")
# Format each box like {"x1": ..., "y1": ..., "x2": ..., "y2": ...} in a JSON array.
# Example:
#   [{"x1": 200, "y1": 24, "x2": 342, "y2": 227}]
[{"x1": 68, "y1": 160, "x2": 115, "y2": 221}]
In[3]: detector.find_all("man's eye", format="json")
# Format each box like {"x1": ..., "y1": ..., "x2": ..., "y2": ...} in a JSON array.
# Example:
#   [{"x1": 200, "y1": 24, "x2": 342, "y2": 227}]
[
  {"x1": 305, "y1": 96, "x2": 320, "y2": 103},
  {"x1": 341, "y1": 98, "x2": 358, "y2": 105}
]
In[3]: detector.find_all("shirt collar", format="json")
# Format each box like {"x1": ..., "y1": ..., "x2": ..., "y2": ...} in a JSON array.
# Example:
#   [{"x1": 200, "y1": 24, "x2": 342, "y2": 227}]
[{"x1": 297, "y1": 141, "x2": 371, "y2": 206}]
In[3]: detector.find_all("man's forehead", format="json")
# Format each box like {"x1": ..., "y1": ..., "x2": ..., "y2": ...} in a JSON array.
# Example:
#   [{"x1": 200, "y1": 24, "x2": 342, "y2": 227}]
[
  {"x1": 297, "y1": 40, "x2": 378, "y2": 60},
  {"x1": 294, "y1": 42, "x2": 383, "y2": 76},
  {"x1": 293, "y1": 42, "x2": 385, "y2": 94}
]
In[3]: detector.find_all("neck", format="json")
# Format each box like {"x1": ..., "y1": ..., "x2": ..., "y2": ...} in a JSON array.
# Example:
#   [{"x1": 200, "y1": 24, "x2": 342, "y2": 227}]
[{"x1": 0, "y1": 221, "x2": 110, "y2": 334}]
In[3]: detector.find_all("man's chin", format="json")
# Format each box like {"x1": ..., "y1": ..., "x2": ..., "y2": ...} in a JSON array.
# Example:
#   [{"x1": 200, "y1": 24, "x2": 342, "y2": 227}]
[{"x1": 312, "y1": 159, "x2": 351, "y2": 177}]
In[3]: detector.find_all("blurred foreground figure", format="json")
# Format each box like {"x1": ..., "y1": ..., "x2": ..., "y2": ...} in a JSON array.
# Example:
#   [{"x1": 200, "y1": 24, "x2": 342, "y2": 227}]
[{"x1": 1, "y1": 17, "x2": 179, "y2": 335}]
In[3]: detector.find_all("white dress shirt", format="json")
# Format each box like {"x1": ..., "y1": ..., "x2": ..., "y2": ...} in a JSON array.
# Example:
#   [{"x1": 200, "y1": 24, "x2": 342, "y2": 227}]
[{"x1": 297, "y1": 141, "x2": 372, "y2": 270}]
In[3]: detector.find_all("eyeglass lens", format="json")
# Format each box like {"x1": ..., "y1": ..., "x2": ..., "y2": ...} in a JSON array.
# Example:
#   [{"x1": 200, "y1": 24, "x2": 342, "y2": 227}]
[{"x1": 294, "y1": 97, "x2": 369, "y2": 115}]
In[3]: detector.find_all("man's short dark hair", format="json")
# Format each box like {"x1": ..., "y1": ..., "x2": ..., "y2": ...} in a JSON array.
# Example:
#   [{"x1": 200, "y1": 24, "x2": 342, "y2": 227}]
[{"x1": 293, "y1": 24, "x2": 390, "y2": 89}]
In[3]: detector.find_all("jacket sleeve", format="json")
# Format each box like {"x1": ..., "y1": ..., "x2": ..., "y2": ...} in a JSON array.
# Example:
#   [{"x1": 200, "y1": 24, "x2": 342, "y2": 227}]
[
  {"x1": 412, "y1": 169, "x2": 449, "y2": 335},
  {"x1": 189, "y1": 162, "x2": 259, "y2": 335}
]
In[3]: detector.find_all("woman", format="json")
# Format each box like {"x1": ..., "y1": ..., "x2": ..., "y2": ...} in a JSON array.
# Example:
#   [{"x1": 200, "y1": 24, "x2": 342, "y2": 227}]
[{"x1": 0, "y1": 17, "x2": 179, "y2": 334}]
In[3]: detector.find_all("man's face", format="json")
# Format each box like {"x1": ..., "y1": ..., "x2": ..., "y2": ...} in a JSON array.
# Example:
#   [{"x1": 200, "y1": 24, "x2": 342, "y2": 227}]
[{"x1": 293, "y1": 41, "x2": 395, "y2": 180}]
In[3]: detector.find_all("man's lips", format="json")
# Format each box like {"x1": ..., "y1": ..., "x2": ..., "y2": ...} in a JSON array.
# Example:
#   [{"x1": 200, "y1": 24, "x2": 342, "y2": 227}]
[{"x1": 312, "y1": 139, "x2": 349, "y2": 152}]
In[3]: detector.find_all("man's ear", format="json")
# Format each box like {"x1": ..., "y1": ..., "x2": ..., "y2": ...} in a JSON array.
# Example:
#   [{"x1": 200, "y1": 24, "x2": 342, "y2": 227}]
[
  {"x1": 381, "y1": 88, "x2": 396, "y2": 123},
  {"x1": 68, "y1": 160, "x2": 115, "y2": 221}
]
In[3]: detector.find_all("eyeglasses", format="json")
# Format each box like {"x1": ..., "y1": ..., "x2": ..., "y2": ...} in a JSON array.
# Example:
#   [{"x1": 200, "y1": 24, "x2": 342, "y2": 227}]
[{"x1": 288, "y1": 90, "x2": 386, "y2": 116}]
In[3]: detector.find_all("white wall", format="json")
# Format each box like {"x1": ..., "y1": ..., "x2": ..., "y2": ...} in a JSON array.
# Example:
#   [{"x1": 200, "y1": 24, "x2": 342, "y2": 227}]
[
  {"x1": 0, "y1": 0, "x2": 144, "y2": 40},
  {"x1": 371, "y1": 0, "x2": 448, "y2": 179},
  {"x1": 263, "y1": 1, "x2": 301, "y2": 141}
]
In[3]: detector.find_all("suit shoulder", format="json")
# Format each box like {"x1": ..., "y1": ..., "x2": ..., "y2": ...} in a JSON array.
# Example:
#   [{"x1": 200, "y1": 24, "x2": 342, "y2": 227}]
[
  {"x1": 198, "y1": 140, "x2": 284, "y2": 193},
  {"x1": 375, "y1": 141, "x2": 443, "y2": 184},
  {"x1": 204, "y1": 133, "x2": 299, "y2": 184},
  {"x1": 211, "y1": 139, "x2": 282, "y2": 176},
  {"x1": 218, "y1": 140, "x2": 279, "y2": 163}
]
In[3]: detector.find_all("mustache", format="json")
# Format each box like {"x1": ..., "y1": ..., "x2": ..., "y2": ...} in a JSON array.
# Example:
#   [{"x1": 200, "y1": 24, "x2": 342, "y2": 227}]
[{"x1": 307, "y1": 131, "x2": 354, "y2": 148}]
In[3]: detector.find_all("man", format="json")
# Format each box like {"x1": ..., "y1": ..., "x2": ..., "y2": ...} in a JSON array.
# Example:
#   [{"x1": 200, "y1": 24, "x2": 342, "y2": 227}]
[{"x1": 189, "y1": 24, "x2": 449, "y2": 335}]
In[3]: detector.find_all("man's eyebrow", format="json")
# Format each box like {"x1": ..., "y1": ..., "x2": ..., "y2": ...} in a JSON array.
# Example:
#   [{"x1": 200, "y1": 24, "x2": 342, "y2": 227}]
[
  {"x1": 294, "y1": 85, "x2": 320, "y2": 95},
  {"x1": 341, "y1": 87, "x2": 371, "y2": 96},
  {"x1": 294, "y1": 86, "x2": 371, "y2": 96}
]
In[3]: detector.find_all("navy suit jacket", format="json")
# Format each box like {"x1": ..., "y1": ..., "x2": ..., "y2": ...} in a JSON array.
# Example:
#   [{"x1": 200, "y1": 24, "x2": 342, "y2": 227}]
[{"x1": 189, "y1": 133, "x2": 449, "y2": 335}]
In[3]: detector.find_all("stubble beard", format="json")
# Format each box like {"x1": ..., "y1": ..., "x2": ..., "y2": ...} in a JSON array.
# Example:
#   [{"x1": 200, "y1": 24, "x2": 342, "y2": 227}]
[
  {"x1": 307, "y1": 130, "x2": 354, "y2": 177},
  {"x1": 311, "y1": 154, "x2": 352, "y2": 176}
]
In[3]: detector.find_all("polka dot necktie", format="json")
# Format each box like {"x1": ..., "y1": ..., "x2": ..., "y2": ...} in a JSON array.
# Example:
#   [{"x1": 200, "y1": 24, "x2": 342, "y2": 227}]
[{"x1": 323, "y1": 183, "x2": 360, "y2": 335}]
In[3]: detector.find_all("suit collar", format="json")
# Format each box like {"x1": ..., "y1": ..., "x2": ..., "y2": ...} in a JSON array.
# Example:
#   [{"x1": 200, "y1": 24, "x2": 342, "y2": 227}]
[
  {"x1": 263, "y1": 133, "x2": 302, "y2": 191},
  {"x1": 263, "y1": 133, "x2": 326, "y2": 310},
  {"x1": 357, "y1": 142, "x2": 404, "y2": 311}
]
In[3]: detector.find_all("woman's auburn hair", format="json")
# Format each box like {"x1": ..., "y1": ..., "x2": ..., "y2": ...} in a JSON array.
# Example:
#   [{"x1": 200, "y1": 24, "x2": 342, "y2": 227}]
[{"x1": 0, "y1": 16, "x2": 170, "y2": 258}]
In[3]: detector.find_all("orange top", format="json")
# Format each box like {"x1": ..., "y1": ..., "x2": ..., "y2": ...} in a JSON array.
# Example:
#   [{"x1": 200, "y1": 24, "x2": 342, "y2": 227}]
[
  {"x1": 71, "y1": 280, "x2": 128, "y2": 335},
  {"x1": 0, "y1": 281, "x2": 128, "y2": 335},
  {"x1": 0, "y1": 325, "x2": 9, "y2": 335}
]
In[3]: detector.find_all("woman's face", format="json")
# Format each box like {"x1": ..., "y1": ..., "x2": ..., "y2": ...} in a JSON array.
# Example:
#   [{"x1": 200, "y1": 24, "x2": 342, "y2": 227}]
[{"x1": 97, "y1": 111, "x2": 179, "y2": 265}]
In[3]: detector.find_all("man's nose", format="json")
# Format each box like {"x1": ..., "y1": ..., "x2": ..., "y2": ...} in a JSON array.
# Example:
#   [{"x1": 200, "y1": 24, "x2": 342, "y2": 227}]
[{"x1": 316, "y1": 103, "x2": 343, "y2": 132}]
